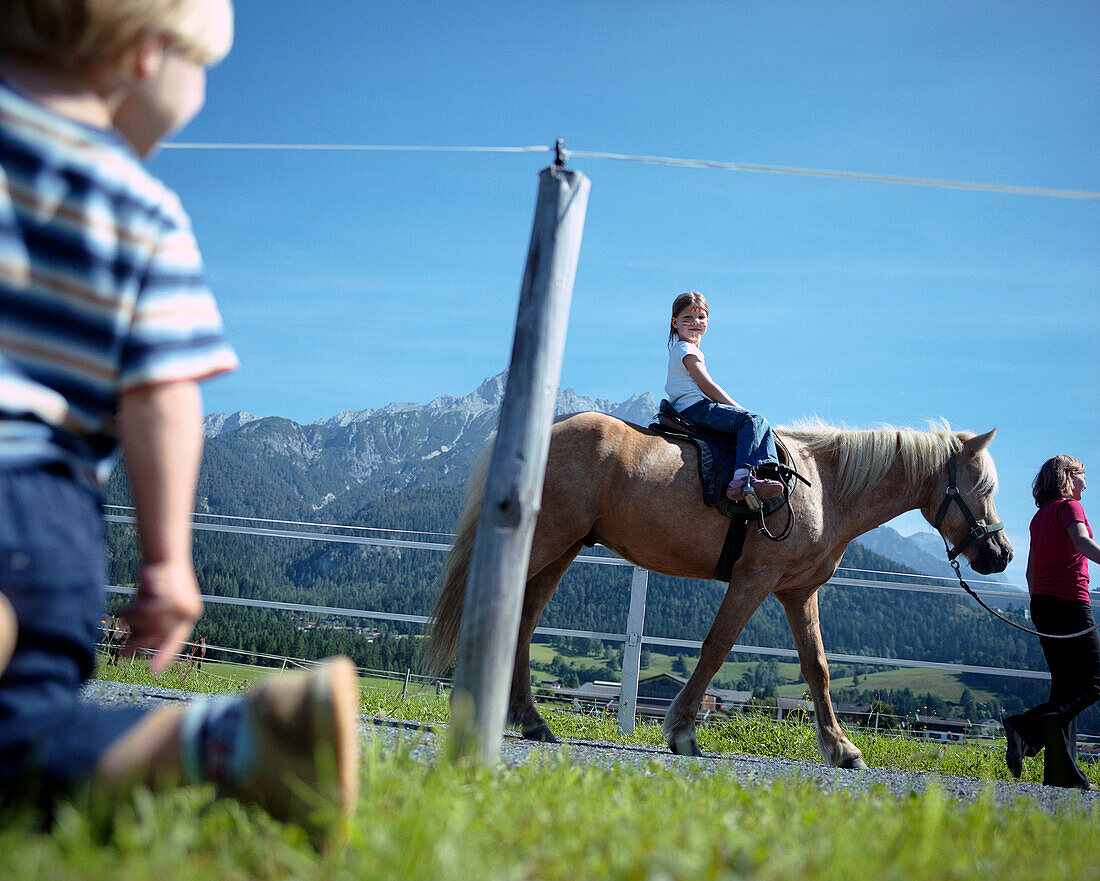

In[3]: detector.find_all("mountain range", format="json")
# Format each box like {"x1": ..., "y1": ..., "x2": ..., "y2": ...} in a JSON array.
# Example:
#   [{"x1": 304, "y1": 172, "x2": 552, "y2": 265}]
[{"x1": 193, "y1": 372, "x2": 653, "y2": 518}]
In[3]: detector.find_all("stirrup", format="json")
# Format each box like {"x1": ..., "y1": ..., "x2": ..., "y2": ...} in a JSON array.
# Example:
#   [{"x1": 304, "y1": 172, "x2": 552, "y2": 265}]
[{"x1": 742, "y1": 485, "x2": 762, "y2": 512}]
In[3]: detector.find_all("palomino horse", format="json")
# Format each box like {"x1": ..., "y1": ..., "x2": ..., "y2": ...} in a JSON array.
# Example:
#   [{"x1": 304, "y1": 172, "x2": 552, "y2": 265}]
[{"x1": 426, "y1": 413, "x2": 1013, "y2": 768}]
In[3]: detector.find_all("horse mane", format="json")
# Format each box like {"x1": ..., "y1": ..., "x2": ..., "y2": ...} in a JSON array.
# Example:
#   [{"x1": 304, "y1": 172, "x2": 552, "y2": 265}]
[{"x1": 778, "y1": 418, "x2": 997, "y2": 504}]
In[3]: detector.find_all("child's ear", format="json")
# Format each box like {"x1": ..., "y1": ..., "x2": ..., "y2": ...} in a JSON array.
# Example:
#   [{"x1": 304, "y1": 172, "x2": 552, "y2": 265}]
[{"x1": 128, "y1": 33, "x2": 169, "y2": 80}]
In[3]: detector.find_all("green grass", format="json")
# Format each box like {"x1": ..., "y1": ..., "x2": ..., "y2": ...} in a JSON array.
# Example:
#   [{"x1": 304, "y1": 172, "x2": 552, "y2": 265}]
[
  {"x1": 358, "y1": 686, "x2": 1095, "y2": 787},
  {"x1": 92, "y1": 655, "x2": 258, "y2": 694},
  {"x1": 93, "y1": 655, "x2": 443, "y2": 701},
  {"x1": 3, "y1": 660, "x2": 1091, "y2": 879},
  {"x1": 95, "y1": 657, "x2": 1095, "y2": 787},
  {"x1": 3, "y1": 738, "x2": 1098, "y2": 881}
]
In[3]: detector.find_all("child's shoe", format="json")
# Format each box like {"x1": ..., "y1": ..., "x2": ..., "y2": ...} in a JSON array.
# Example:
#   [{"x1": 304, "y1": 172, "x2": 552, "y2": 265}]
[
  {"x1": 229, "y1": 656, "x2": 360, "y2": 844},
  {"x1": 0, "y1": 593, "x2": 16, "y2": 678},
  {"x1": 726, "y1": 474, "x2": 750, "y2": 502},
  {"x1": 726, "y1": 475, "x2": 785, "y2": 504},
  {"x1": 749, "y1": 477, "x2": 785, "y2": 500}
]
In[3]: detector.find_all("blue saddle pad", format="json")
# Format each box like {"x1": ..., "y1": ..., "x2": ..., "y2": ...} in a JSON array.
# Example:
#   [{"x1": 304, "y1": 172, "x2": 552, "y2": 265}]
[{"x1": 649, "y1": 400, "x2": 789, "y2": 519}]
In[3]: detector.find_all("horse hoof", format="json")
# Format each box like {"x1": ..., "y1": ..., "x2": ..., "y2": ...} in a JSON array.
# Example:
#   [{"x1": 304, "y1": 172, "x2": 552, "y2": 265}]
[
  {"x1": 524, "y1": 724, "x2": 560, "y2": 743},
  {"x1": 668, "y1": 737, "x2": 702, "y2": 757}
]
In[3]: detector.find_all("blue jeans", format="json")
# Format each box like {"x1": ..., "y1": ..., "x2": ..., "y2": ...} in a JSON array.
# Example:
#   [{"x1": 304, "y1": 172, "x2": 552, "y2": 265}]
[
  {"x1": 678, "y1": 400, "x2": 779, "y2": 470},
  {"x1": 0, "y1": 464, "x2": 149, "y2": 803}
]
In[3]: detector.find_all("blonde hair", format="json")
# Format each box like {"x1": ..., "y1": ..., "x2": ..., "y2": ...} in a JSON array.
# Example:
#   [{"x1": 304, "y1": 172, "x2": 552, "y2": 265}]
[
  {"x1": 782, "y1": 419, "x2": 998, "y2": 505},
  {"x1": 668, "y1": 291, "x2": 709, "y2": 347},
  {"x1": 1032, "y1": 454, "x2": 1084, "y2": 507},
  {"x1": 0, "y1": 0, "x2": 233, "y2": 69}
]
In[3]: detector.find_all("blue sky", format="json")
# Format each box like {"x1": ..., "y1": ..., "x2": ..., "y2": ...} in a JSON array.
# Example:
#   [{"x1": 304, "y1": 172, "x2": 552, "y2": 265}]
[{"x1": 150, "y1": 2, "x2": 1098, "y2": 583}]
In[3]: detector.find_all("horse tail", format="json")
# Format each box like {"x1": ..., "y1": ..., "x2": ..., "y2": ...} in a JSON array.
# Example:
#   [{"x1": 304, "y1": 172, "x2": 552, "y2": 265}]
[{"x1": 422, "y1": 440, "x2": 493, "y2": 674}]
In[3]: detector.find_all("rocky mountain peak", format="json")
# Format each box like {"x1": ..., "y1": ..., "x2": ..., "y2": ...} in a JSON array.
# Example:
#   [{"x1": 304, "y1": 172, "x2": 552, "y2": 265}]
[{"x1": 202, "y1": 410, "x2": 262, "y2": 438}]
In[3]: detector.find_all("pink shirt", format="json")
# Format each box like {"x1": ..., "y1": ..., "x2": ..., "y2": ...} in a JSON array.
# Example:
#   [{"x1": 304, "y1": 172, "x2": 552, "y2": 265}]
[{"x1": 1029, "y1": 497, "x2": 1092, "y2": 603}]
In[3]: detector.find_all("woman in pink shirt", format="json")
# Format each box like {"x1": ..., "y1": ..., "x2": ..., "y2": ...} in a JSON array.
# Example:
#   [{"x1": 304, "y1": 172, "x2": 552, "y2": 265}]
[{"x1": 1004, "y1": 455, "x2": 1100, "y2": 789}]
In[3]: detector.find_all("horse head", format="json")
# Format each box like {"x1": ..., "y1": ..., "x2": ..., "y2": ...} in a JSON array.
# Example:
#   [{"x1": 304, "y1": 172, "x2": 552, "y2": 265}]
[{"x1": 921, "y1": 428, "x2": 1013, "y2": 575}]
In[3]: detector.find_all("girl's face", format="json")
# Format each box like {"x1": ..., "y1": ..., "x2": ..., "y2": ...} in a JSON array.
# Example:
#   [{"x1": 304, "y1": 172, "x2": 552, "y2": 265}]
[
  {"x1": 1070, "y1": 470, "x2": 1086, "y2": 500},
  {"x1": 672, "y1": 305, "x2": 708, "y2": 345}
]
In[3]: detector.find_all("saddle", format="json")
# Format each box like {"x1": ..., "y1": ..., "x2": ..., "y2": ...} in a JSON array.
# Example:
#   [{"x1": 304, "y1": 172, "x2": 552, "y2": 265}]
[
  {"x1": 649, "y1": 400, "x2": 795, "y2": 518},
  {"x1": 648, "y1": 400, "x2": 808, "y2": 580}
]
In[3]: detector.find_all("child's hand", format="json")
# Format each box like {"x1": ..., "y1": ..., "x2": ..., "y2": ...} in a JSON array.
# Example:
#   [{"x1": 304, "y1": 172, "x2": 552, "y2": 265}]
[{"x1": 119, "y1": 561, "x2": 203, "y2": 674}]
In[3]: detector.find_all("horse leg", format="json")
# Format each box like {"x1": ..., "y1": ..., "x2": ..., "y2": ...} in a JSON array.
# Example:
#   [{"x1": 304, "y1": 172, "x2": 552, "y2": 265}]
[
  {"x1": 663, "y1": 577, "x2": 774, "y2": 756},
  {"x1": 776, "y1": 588, "x2": 867, "y2": 770},
  {"x1": 508, "y1": 543, "x2": 583, "y2": 742}
]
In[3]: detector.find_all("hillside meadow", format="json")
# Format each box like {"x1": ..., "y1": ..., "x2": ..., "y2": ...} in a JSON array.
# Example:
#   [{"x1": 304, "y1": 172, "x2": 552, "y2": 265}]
[{"x1": 527, "y1": 640, "x2": 1003, "y2": 709}]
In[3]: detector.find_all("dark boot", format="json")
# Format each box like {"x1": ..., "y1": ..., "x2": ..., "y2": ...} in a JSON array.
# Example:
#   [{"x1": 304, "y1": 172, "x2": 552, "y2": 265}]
[
  {"x1": 1003, "y1": 716, "x2": 1026, "y2": 779},
  {"x1": 1039, "y1": 714, "x2": 1090, "y2": 789}
]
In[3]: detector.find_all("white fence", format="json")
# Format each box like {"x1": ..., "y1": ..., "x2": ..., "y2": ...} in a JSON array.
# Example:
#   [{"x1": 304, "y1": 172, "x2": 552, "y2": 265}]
[{"x1": 104, "y1": 507, "x2": 1071, "y2": 735}]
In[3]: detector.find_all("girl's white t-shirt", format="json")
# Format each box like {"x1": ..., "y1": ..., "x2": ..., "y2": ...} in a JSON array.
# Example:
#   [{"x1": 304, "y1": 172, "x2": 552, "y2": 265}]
[{"x1": 665, "y1": 340, "x2": 708, "y2": 411}]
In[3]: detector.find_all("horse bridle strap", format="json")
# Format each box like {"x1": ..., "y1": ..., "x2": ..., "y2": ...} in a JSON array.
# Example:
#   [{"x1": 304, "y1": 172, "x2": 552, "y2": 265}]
[{"x1": 933, "y1": 451, "x2": 1003, "y2": 561}]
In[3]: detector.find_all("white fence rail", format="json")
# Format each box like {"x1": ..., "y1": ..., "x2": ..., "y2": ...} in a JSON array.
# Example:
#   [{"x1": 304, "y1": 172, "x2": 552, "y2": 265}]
[{"x1": 104, "y1": 509, "x2": 1068, "y2": 735}]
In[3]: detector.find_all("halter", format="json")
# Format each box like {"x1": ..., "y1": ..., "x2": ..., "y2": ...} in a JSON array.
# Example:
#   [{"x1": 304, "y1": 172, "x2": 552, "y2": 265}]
[
  {"x1": 935, "y1": 451, "x2": 1100, "y2": 640},
  {"x1": 933, "y1": 450, "x2": 1003, "y2": 561}
]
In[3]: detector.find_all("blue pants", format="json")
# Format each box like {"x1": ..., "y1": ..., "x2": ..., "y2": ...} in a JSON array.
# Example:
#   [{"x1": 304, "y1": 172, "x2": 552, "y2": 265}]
[
  {"x1": 1006, "y1": 595, "x2": 1100, "y2": 787},
  {"x1": 678, "y1": 400, "x2": 779, "y2": 470},
  {"x1": 0, "y1": 464, "x2": 148, "y2": 803}
]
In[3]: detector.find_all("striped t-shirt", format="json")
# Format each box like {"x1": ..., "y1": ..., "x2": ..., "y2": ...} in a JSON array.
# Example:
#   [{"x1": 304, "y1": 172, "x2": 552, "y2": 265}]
[{"x1": 0, "y1": 79, "x2": 238, "y2": 485}]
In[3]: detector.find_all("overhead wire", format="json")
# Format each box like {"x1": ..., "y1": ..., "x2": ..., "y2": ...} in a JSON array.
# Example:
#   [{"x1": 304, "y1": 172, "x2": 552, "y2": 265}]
[{"x1": 163, "y1": 141, "x2": 1100, "y2": 200}]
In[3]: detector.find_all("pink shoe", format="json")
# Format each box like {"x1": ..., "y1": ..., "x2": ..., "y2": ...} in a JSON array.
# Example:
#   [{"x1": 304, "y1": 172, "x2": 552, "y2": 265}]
[
  {"x1": 750, "y1": 478, "x2": 784, "y2": 500},
  {"x1": 726, "y1": 475, "x2": 784, "y2": 503},
  {"x1": 726, "y1": 475, "x2": 749, "y2": 501}
]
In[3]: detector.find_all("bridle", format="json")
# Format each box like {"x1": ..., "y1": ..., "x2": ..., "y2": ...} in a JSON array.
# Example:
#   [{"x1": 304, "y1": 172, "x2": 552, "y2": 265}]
[
  {"x1": 933, "y1": 450, "x2": 1003, "y2": 562},
  {"x1": 935, "y1": 450, "x2": 1100, "y2": 640}
]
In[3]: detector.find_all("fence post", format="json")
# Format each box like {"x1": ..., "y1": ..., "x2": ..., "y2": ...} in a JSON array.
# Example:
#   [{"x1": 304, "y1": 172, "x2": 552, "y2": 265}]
[
  {"x1": 448, "y1": 160, "x2": 591, "y2": 764},
  {"x1": 617, "y1": 565, "x2": 649, "y2": 735}
]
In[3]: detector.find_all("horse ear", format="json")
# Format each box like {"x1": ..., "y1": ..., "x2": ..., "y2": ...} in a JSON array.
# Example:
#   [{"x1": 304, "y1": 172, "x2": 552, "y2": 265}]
[{"x1": 962, "y1": 428, "x2": 997, "y2": 454}]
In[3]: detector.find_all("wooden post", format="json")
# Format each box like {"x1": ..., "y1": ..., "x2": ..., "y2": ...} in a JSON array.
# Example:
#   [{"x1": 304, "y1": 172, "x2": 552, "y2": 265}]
[
  {"x1": 448, "y1": 162, "x2": 591, "y2": 764},
  {"x1": 617, "y1": 566, "x2": 649, "y2": 736}
]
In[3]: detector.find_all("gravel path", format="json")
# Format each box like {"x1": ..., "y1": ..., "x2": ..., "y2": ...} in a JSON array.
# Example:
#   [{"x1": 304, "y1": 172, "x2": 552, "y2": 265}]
[{"x1": 82, "y1": 680, "x2": 1100, "y2": 812}]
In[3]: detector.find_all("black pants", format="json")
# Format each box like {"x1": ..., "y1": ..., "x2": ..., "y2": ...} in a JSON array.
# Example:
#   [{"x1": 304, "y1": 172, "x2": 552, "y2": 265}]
[{"x1": 1007, "y1": 595, "x2": 1100, "y2": 787}]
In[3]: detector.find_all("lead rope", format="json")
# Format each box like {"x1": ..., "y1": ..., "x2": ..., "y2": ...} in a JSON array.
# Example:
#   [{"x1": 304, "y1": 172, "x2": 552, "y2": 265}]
[
  {"x1": 941, "y1": 534, "x2": 1100, "y2": 640},
  {"x1": 937, "y1": 512, "x2": 1100, "y2": 637}
]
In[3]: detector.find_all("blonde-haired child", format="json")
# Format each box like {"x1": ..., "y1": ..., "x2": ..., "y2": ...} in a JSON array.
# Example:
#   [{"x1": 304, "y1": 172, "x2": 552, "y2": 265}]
[
  {"x1": 0, "y1": 0, "x2": 358, "y2": 843},
  {"x1": 666, "y1": 292, "x2": 783, "y2": 508}
]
